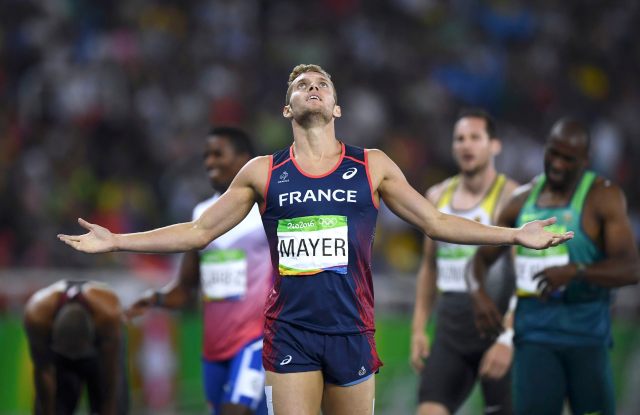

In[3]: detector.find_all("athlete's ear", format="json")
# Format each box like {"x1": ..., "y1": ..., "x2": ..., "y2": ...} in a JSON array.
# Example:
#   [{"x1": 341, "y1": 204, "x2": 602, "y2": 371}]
[
  {"x1": 333, "y1": 105, "x2": 342, "y2": 118},
  {"x1": 283, "y1": 105, "x2": 293, "y2": 119},
  {"x1": 490, "y1": 138, "x2": 502, "y2": 156}
]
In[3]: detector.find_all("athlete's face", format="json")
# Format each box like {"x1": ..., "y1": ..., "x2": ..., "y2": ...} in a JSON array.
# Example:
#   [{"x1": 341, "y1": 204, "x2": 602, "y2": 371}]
[
  {"x1": 283, "y1": 71, "x2": 341, "y2": 125},
  {"x1": 451, "y1": 117, "x2": 499, "y2": 175},
  {"x1": 543, "y1": 134, "x2": 588, "y2": 190},
  {"x1": 203, "y1": 135, "x2": 249, "y2": 192}
]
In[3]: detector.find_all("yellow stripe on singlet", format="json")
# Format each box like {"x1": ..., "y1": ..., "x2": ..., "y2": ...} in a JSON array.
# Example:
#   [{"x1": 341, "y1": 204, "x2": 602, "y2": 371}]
[
  {"x1": 480, "y1": 174, "x2": 507, "y2": 215},
  {"x1": 436, "y1": 174, "x2": 507, "y2": 216},
  {"x1": 437, "y1": 176, "x2": 459, "y2": 209}
]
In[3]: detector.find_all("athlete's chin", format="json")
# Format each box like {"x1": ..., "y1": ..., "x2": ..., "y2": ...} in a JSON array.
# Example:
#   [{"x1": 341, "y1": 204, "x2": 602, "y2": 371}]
[
  {"x1": 546, "y1": 171, "x2": 569, "y2": 188},
  {"x1": 460, "y1": 165, "x2": 481, "y2": 176},
  {"x1": 295, "y1": 111, "x2": 333, "y2": 126}
]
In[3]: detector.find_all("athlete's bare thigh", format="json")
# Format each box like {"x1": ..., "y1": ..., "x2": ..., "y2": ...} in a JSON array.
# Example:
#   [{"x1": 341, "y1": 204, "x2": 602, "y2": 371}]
[
  {"x1": 265, "y1": 371, "x2": 375, "y2": 415},
  {"x1": 322, "y1": 376, "x2": 375, "y2": 415},
  {"x1": 266, "y1": 370, "x2": 323, "y2": 415}
]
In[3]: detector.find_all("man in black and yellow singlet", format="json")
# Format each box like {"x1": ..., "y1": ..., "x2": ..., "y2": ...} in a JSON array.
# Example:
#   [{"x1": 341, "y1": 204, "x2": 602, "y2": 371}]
[
  {"x1": 411, "y1": 109, "x2": 518, "y2": 415},
  {"x1": 470, "y1": 118, "x2": 640, "y2": 415}
]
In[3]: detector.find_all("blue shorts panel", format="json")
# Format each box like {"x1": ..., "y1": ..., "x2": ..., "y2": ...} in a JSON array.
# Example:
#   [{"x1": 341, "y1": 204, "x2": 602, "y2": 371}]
[
  {"x1": 514, "y1": 341, "x2": 615, "y2": 415},
  {"x1": 263, "y1": 321, "x2": 382, "y2": 386},
  {"x1": 202, "y1": 337, "x2": 267, "y2": 415}
]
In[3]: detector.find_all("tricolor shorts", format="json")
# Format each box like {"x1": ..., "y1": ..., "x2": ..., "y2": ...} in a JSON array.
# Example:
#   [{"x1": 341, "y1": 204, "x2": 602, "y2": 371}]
[
  {"x1": 263, "y1": 320, "x2": 382, "y2": 386},
  {"x1": 202, "y1": 337, "x2": 267, "y2": 415}
]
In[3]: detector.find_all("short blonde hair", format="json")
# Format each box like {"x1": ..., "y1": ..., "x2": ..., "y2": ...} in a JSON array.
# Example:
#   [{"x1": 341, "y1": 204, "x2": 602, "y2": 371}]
[{"x1": 285, "y1": 64, "x2": 337, "y2": 104}]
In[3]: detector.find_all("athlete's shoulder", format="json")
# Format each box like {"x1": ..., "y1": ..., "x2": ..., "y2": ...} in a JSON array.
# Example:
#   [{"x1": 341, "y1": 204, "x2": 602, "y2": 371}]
[
  {"x1": 270, "y1": 146, "x2": 291, "y2": 165},
  {"x1": 512, "y1": 179, "x2": 537, "y2": 200},
  {"x1": 343, "y1": 143, "x2": 365, "y2": 160},
  {"x1": 589, "y1": 175, "x2": 623, "y2": 196},
  {"x1": 235, "y1": 155, "x2": 271, "y2": 184},
  {"x1": 495, "y1": 180, "x2": 536, "y2": 224},
  {"x1": 84, "y1": 283, "x2": 122, "y2": 322},
  {"x1": 497, "y1": 175, "x2": 520, "y2": 203},
  {"x1": 363, "y1": 147, "x2": 383, "y2": 158},
  {"x1": 426, "y1": 176, "x2": 456, "y2": 204},
  {"x1": 24, "y1": 281, "x2": 65, "y2": 326},
  {"x1": 363, "y1": 148, "x2": 396, "y2": 168},
  {"x1": 587, "y1": 175, "x2": 627, "y2": 213},
  {"x1": 501, "y1": 176, "x2": 520, "y2": 196},
  {"x1": 362, "y1": 148, "x2": 399, "y2": 185}
]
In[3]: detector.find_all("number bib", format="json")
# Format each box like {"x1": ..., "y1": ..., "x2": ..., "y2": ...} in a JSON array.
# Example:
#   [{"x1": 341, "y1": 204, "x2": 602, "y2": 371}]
[
  {"x1": 515, "y1": 245, "x2": 569, "y2": 296},
  {"x1": 436, "y1": 245, "x2": 477, "y2": 292},
  {"x1": 436, "y1": 259, "x2": 470, "y2": 292},
  {"x1": 200, "y1": 249, "x2": 247, "y2": 301},
  {"x1": 277, "y1": 215, "x2": 348, "y2": 276}
]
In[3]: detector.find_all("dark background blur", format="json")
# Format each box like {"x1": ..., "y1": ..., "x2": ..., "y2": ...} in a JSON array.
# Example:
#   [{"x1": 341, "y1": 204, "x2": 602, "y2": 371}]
[{"x1": 1, "y1": 1, "x2": 640, "y2": 414}]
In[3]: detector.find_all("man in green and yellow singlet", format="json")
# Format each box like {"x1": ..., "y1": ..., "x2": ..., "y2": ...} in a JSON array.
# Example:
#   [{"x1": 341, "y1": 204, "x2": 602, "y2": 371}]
[{"x1": 470, "y1": 117, "x2": 640, "y2": 415}]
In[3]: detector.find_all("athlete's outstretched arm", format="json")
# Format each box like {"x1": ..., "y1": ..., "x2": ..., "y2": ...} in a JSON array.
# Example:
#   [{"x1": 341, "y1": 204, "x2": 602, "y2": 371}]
[
  {"x1": 368, "y1": 149, "x2": 573, "y2": 249},
  {"x1": 58, "y1": 157, "x2": 269, "y2": 254}
]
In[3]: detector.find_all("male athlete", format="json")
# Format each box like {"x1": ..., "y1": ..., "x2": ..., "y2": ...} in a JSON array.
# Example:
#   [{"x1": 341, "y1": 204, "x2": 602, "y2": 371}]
[
  {"x1": 24, "y1": 280, "x2": 128, "y2": 415},
  {"x1": 470, "y1": 118, "x2": 640, "y2": 415},
  {"x1": 126, "y1": 127, "x2": 271, "y2": 415},
  {"x1": 59, "y1": 64, "x2": 573, "y2": 415},
  {"x1": 411, "y1": 109, "x2": 517, "y2": 415}
]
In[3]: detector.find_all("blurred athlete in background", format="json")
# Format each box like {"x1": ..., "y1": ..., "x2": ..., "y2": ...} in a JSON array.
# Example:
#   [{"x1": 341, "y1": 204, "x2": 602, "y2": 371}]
[
  {"x1": 411, "y1": 109, "x2": 518, "y2": 415},
  {"x1": 127, "y1": 127, "x2": 271, "y2": 415},
  {"x1": 470, "y1": 118, "x2": 640, "y2": 415},
  {"x1": 24, "y1": 280, "x2": 128, "y2": 415}
]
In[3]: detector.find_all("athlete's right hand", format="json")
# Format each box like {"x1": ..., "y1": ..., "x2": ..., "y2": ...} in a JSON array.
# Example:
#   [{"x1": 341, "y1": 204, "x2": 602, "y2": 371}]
[
  {"x1": 57, "y1": 218, "x2": 117, "y2": 253},
  {"x1": 410, "y1": 331, "x2": 430, "y2": 373},
  {"x1": 471, "y1": 289, "x2": 503, "y2": 338}
]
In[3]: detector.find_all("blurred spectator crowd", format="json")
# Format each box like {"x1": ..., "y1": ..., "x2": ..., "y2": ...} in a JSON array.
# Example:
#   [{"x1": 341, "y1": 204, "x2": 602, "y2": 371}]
[{"x1": 2, "y1": 0, "x2": 639, "y2": 272}]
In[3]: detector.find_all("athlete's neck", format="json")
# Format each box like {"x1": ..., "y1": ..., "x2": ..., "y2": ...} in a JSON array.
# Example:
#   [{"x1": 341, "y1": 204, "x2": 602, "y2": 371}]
[
  {"x1": 540, "y1": 172, "x2": 583, "y2": 206},
  {"x1": 291, "y1": 122, "x2": 340, "y2": 161},
  {"x1": 291, "y1": 121, "x2": 338, "y2": 159},
  {"x1": 459, "y1": 165, "x2": 497, "y2": 196}
]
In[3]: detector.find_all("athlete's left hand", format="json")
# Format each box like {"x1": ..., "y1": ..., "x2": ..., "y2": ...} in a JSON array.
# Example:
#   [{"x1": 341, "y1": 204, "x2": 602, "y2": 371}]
[
  {"x1": 533, "y1": 264, "x2": 576, "y2": 299},
  {"x1": 479, "y1": 342, "x2": 512, "y2": 379},
  {"x1": 515, "y1": 217, "x2": 574, "y2": 249}
]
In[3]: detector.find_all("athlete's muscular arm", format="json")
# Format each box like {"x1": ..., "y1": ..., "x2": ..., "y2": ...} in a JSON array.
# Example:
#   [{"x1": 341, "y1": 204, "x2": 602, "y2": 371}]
[
  {"x1": 126, "y1": 251, "x2": 200, "y2": 319},
  {"x1": 587, "y1": 183, "x2": 640, "y2": 285},
  {"x1": 534, "y1": 181, "x2": 640, "y2": 294},
  {"x1": 24, "y1": 291, "x2": 58, "y2": 415},
  {"x1": 58, "y1": 157, "x2": 270, "y2": 254},
  {"x1": 367, "y1": 150, "x2": 572, "y2": 248},
  {"x1": 88, "y1": 286, "x2": 124, "y2": 415},
  {"x1": 410, "y1": 187, "x2": 442, "y2": 373},
  {"x1": 470, "y1": 190, "x2": 527, "y2": 337}
]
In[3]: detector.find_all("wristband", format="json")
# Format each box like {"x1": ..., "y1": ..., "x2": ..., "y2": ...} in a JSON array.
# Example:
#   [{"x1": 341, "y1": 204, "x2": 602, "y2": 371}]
[
  {"x1": 496, "y1": 328, "x2": 514, "y2": 347},
  {"x1": 153, "y1": 291, "x2": 166, "y2": 307}
]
